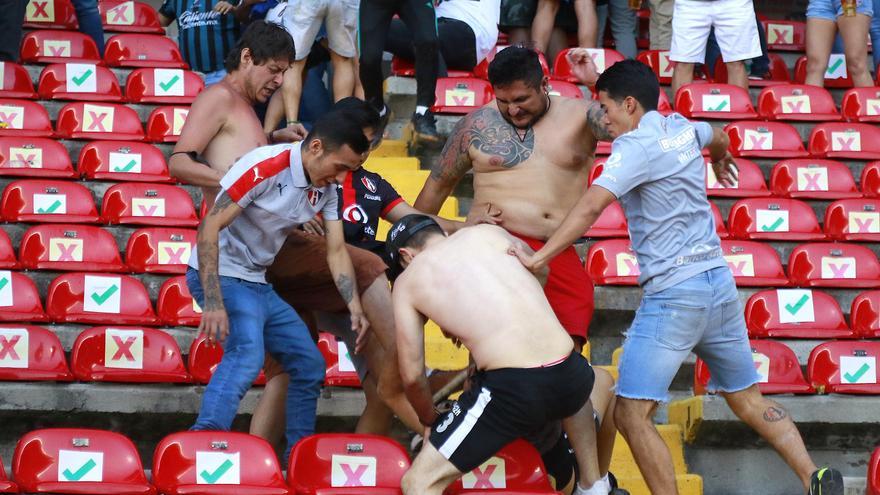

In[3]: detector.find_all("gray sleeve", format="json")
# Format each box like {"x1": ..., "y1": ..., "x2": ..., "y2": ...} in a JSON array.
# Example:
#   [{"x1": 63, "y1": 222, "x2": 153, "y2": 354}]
[
  {"x1": 321, "y1": 187, "x2": 339, "y2": 221},
  {"x1": 694, "y1": 121, "x2": 715, "y2": 149},
  {"x1": 591, "y1": 138, "x2": 650, "y2": 198}
]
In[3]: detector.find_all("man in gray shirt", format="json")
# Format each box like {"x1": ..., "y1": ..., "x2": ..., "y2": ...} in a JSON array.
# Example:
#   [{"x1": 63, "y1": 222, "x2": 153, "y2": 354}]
[{"x1": 513, "y1": 58, "x2": 843, "y2": 495}]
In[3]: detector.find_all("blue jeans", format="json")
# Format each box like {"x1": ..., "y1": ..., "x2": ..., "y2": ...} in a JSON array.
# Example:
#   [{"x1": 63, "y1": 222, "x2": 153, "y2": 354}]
[
  {"x1": 71, "y1": 0, "x2": 105, "y2": 55},
  {"x1": 596, "y1": 0, "x2": 638, "y2": 59},
  {"x1": 617, "y1": 267, "x2": 760, "y2": 402},
  {"x1": 872, "y1": 0, "x2": 880, "y2": 69},
  {"x1": 186, "y1": 268, "x2": 325, "y2": 454},
  {"x1": 203, "y1": 69, "x2": 227, "y2": 86}
]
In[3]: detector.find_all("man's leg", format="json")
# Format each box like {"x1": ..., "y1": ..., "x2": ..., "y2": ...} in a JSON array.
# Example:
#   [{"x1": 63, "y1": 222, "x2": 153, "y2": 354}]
[
  {"x1": 249, "y1": 359, "x2": 288, "y2": 446},
  {"x1": 608, "y1": 0, "x2": 638, "y2": 59},
  {"x1": 562, "y1": 397, "x2": 603, "y2": 493},
  {"x1": 573, "y1": 0, "x2": 598, "y2": 48},
  {"x1": 402, "y1": 442, "x2": 464, "y2": 495},
  {"x1": 71, "y1": 0, "x2": 105, "y2": 55},
  {"x1": 669, "y1": 0, "x2": 712, "y2": 95},
  {"x1": 724, "y1": 61, "x2": 748, "y2": 90},
  {"x1": 592, "y1": 367, "x2": 618, "y2": 476},
  {"x1": 399, "y1": 0, "x2": 441, "y2": 141},
  {"x1": 359, "y1": 0, "x2": 397, "y2": 113},
  {"x1": 804, "y1": 17, "x2": 836, "y2": 86},
  {"x1": 0, "y1": 0, "x2": 26, "y2": 62},
  {"x1": 326, "y1": 0, "x2": 358, "y2": 100},
  {"x1": 647, "y1": 0, "x2": 673, "y2": 50},
  {"x1": 838, "y1": 12, "x2": 874, "y2": 87},
  {"x1": 614, "y1": 398, "x2": 676, "y2": 494},
  {"x1": 532, "y1": 0, "x2": 561, "y2": 53}
]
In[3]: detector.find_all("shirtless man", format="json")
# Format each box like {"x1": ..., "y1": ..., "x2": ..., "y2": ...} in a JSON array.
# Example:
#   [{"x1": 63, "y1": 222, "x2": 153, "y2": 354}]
[{"x1": 387, "y1": 215, "x2": 605, "y2": 495}]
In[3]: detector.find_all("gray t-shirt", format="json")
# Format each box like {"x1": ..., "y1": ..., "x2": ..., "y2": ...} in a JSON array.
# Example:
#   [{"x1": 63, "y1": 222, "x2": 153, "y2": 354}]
[
  {"x1": 188, "y1": 142, "x2": 339, "y2": 283},
  {"x1": 592, "y1": 111, "x2": 727, "y2": 293}
]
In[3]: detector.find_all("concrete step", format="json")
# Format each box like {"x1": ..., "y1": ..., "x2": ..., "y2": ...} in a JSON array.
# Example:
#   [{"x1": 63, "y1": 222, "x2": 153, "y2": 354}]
[{"x1": 616, "y1": 474, "x2": 703, "y2": 495}]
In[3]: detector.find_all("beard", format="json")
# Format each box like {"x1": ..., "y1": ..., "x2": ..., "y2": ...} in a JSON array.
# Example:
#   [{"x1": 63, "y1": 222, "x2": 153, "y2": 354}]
[{"x1": 500, "y1": 93, "x2": 551, "y2": 129}]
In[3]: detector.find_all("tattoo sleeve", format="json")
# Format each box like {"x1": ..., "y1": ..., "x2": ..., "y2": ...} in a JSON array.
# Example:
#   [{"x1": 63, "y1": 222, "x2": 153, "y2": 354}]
[
  {"x1": 197, "y1": 193, "x2": 236, "y2": 311},
  {"x1": 586, "y1": 101, "x2": 615, "y2": 143},
  {"x1": 430, "y1": 112, "x2": 474, "y2": 184},
  {"x1": 334, "y1": 274, "x2": 354, "y2": 305}
]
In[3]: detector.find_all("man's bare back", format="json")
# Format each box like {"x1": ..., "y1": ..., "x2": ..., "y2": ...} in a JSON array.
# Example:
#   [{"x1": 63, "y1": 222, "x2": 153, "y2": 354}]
[{"x1": 394, "y1": 224, "x2": 574, "y2": 370}]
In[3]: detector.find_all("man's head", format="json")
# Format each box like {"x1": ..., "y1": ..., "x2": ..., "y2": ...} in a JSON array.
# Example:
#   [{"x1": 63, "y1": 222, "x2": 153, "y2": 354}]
[
  {"x1": 487, "y1": 46, "x2": 550, "y2": 129},
  {"x1": 386, "y1": 214, "x2": 445, "y2": 279},
  {"x1": 595, "y1": 59, "x2": 659, "y2": 138},
  {"x1": 332, "y1": 97, "x2": 382, "y2": 150},
  {"x1": 301, "y1": 110, "x2": 370, "y2": 187},
  {"x1": 224, "y1": 21, "x2": 296, "y2": 103}
]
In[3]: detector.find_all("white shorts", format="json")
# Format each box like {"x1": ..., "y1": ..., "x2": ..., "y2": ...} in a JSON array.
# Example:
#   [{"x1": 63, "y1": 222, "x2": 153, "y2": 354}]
[
  {"x1": 267, "y1": 0, "x2": 359, "y2": 60},
  {"x1": 669, "y1": 0, "x2": 762, "y2": 63}
]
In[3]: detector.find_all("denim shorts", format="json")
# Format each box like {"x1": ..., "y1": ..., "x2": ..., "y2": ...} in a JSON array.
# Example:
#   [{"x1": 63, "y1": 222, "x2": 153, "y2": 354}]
[
  {"x1": 807, "y1": 0, "x2": 873, "y2": 20},
  {"x1": 617, "y1": 267, "x2": 760, "y2": 402}
]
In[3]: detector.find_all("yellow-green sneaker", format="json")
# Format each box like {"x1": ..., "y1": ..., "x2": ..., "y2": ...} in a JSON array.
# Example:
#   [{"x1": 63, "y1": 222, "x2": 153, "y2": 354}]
[{"x1": 809, "y1": 467, "x2": 844, "y2": 495}]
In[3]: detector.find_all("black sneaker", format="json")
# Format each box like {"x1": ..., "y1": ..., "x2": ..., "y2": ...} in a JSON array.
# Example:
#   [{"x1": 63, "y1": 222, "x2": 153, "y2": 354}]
[
  {"x1": 607, "y1": 472, "x2": 630, "y2": 494},
  {"x1": 411, "y1": 111, "x2": 442, "y2": 144},
  {"x1": 809, "y1": 467, "x2": 844, "y2": 495}
]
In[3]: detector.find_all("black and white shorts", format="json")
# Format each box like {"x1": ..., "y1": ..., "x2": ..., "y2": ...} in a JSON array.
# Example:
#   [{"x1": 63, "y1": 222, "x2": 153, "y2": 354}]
[{"x1": 428, "y1": 352, "x2": 595, "y2": 473}]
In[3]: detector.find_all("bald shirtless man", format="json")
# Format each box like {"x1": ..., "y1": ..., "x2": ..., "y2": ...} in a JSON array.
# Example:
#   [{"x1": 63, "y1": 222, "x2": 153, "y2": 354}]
[
  {"x1": 414, "y1": 46, "x2": 612, "y2": 350},
  {"x1": 388, "y1": 216, "x2": 605, "y2": 495}
]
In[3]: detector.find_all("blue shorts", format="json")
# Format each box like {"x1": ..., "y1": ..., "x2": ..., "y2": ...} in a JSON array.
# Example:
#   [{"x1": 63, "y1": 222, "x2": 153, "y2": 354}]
[
  {"x1": 807, "y1": 0, "x2": 873, "y2": 20},
  {"x1": 617, "y1": 267, "x2": 760, "y2": 402}
]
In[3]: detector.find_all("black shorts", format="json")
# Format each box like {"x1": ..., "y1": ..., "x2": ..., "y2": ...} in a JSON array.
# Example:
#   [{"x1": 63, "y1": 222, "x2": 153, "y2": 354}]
[
  {"x1": 429, "y1": 352, "x2": 594, "y2": 473},
  {"x1": 499, "y1": 0, "x2": 579, "y2": 32}
]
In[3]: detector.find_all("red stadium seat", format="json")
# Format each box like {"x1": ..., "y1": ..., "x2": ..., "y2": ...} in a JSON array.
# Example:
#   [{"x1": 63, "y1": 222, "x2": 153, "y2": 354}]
[
  {"x1": 585, "y1": 201, "x2": 628, "y2": 238},
  {"x1": 446, "y1": 440, "x2": 558, "y2": 494},
  {"x1": 12, "y1": 428, "x2": 155, "y2": 495},
  {"x1": 157, "y1": 275, "x2": 200, "y2": 326},
  {"x1": 546, "y1": 80, "x2": 583, "y2": 99},
  {"x1": 657, "y1": 89, "x2": 673, "y2": 115},
  {"x1": 711, "y1": 201, "x2": 729, "y2": 239},
  {"x1": 588, "y1": 156, "x2": 605, "y2": 186},
  {"x1": 0, "y1": 454, "x2": 17, "y2": 493},
  {"x1": 757, "y1": 84, "x2": 840, "y2": 121},
  {"x1": 714, "y1": 53, "x2": 791, "y2": 87},
  {"x1": 104, "y1": 34, "x2": 187, "y2": 68},
  {"x1": 721, "y1": 240, "x2": 789, "y2": 287},
  {"x1": 45, "y1": 272, "x2": 159, "y2": 325},
  {"x1": 694, "y1": 339, "x2": 813, "y2": 395},
  {"x1": 725, "y1": 121, "x2": 808, "y2": 158},
  {"x1": 153, "y1": 431, "x2": 286, "y2": 495},
  {"x1": 20, "y1": 30, "x2": 101, "y2": 64},
  {"x1": 789, "y1": 242, "x2": 880, "y2": 288},
  {"x1": 762, "y1": 20, "x2": 806, "y2": 51},
  {"x1": 0, "y1": 62, "x2": 37, "y2": 99},
  {"x1": 55, "y1": 102, "x2": 145, "y2": 141},
  {"x1": 125, "y1": 68, "x2": 203, "y2": 104},
  {"x1": 431, "y1": 78, "x2": 493, "y2": 114},
  {"x1": 674, "y1": 83, "x2": 758, "y2": 120},
  {"x1": 390, "y1": 55, "x2": 472, "y2": 78},
  {"x1": 78, "y1": 140, "x2": 171, "y2": 182},
  {"x1": 808, "y1": 340, "x2": 880, "y2": 394},
  {"x1": 99, "y1": 0, "x2": 164, "y2": 33},
  {"x1": 841, "y1": 87, "x2": 880, "y2": 123},
  {"x1": 125, "y1": 227, "x2": 195, "y2": 273},
  {"x1": 145, "y1": 105, "x2": 189, "y2": 143},
  {"x1": 586, "y1": 239, "x2": 640, "y2": 285},
  {"x1": 0, "y1": 137, "x2": 76, "y2": 178},
  {"x1": 70, "y1": 326, "x2": 190, "y2": 383},
  {"x1": 0, "y1": 98, "x2": 54, "y2": 137},
  {"x1": 727, "y1": 198, "x2": 824, "y2": 241},
  {"x1": 24, "y1": 0, "x2": 78, "y2": 29},
  {"x1": 863, "y1": 161, "x2": 880, "y2": 198},
  {"x1": 808, "y1": 122, "x2": 880, "y2": 160},
  {"x1": 19, "y1": 224, "x2": 124, "y2": 272},
  {"x1": 38, "y1": 63, "x2": 122, "y2": 102},
  {"x1": 770, "y1": 159, "x2": 859, "y2": 199},
  {"x1": 187, "y1": 335, "x2": 266, "y2": 385},
  {"x1": 869, "y1": 447, "x2": 880, "y2": 495},
  {"x1": 0, "y1": 231, "x2": 17, "y2": 270},
  {"x1": 1, "y1": 179, "x2": 99, "y2": 223},
  {"x1": 795, "y1": 54, "x2": 853, "y2": 88},
  {"x1": 705, "y1": 157, "x2": 770, "y2": 198},
  {"x1": 553, "y1": 48, "x2": 624, "y2": 83},
  {"x1": 288, "y1": 433, "x2": 409, "y2": 494},
  {"x1": 101, "y1": 182, "x2": 198, "y2": 226},
  {"x1": 636, "y1": 50, "x2": 677, "y2": 85},
  {"x1": 851, "y1": 290, "x2": 880, "y2": 338},
  {"x1": 0, "y1": 272, "x2": 47, "y2": 322},
  {"x1": 318, "y1": 332, "x2": 361, "y2": 388},
  {"x1": 824, "y1": 199, "x2": 880, "y2": 242},
  {"x1": 744, "y1": 288, "x2": 852, "y2": 339},
  {"x1": 0, "y1": 325, "x2": 72, "y2": 381}
]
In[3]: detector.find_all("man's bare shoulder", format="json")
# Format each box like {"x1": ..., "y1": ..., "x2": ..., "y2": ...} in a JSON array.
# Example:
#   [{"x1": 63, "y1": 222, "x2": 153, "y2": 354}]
[{"x1": 192, "y1": 81, "x2": 237, "y2": 107}]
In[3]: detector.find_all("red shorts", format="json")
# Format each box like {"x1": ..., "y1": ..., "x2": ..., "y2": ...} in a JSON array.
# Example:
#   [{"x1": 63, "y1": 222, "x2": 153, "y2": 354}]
[{"x1": 513, "y1": 233, "x2": 594, "y2": 340}]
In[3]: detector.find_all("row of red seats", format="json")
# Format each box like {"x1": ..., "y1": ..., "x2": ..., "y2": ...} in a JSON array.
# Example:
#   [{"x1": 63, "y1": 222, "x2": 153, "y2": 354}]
[
  {"x1": 695, "y1": 339, "x2": 880, "y2": 395},
  {"x1": 0, "y1": 180, "x2": 198, "y2": 226},
  {"x1": 589, "y1": 240, "x2": 880, "y2": 289},
  {"x1": 24, "y1": 0, "x2": 164, "y2": 33},
  {"x1": 1, "y1": 62, "x2": 203, "y2": 104},
  {"x1": 0, "y1": 99, "x2": 187, "y2": 143},
  {"x1": 748, "y1": 288, "x2": 879, "y2": 340},
  {"x1": 20, "y1": 30, "x2": 185, "y2": 68},
  {"x1": 0, "y1": 429, "x2": 552, "y2": 494}
]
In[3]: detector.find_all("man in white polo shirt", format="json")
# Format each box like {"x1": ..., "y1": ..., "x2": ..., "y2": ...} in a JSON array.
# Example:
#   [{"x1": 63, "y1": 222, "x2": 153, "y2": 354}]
[{"x1": 186, "y1": 109, "x2": 370, "y2": 457}]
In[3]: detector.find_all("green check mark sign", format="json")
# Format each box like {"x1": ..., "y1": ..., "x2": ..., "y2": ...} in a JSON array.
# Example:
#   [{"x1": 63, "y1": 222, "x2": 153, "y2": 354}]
[
  {"x1": 158, "y1": 75, "x2": 180, "y2": 92},
  {"x1": 200, "y1": 459, "x2": 233, "y2": 484},
  {"x1": 62, "y1": 458, "x2": 96, "y2": 481},
  {"x1": 826, "y1": 58, "x2": 844, "y2": 77},
  {"x1": 37, "y1": 200, "x2": 62, "y2": 214},
  {"x1": 761, "y1": 217, "x2": 785, "y2": 231},
  {"x1": 113, "y1": 159, "x2": 137, "y2": 172},
  {"x1": 784, "y1": 294, "x2": 809, "y2": 315},
  {"x1": 71, "y1": 69, "x2": 93, "y2": 87},
  {"x1": 844, "y1": 363, "x2": 871, "y2": 383},
  {"x1": 90, "y1": 285, "x2": 118, "y2": 305},
  {"x1": 707, "y1": 99, "x2": 729, "y2": 112}
]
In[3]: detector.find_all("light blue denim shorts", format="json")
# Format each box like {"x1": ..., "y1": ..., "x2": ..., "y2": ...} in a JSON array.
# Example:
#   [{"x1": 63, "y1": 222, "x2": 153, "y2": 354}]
[
  {"x1": 807, "y1": 0, "x2": 873, "y2": 20},
  {"x1": 617, "y1": 267, "x2": 760, "y2": 402}
]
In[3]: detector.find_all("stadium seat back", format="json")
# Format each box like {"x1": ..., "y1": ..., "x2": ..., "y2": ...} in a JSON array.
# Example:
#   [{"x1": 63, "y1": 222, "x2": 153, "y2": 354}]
[
  {"x1": 71, "y1": 326, "x2": 189, "y2": 383},
  {"x1": 318, "y1": 333, "x2": 361, "y2": 388},
  {"x1": 157, "y1": 275, "x2": 201, "y2": 326},
  {"x1": 102, "y1": 182, "x2": 198, "y2": 226},
  {"x1": 99, "y1": 0, "x2": 165, "y2": 33},
  {"x1": 146, "y1": 105, "x2": 190, "y2": 143},
  {"x1": 0, "y1": 230, "x2": 17, "y2": 269},
  {"x1": 19, "y1": 223, "x2": 124, "y2": 272},
  {"x1": 807, "y1": 340, "x2": 880, "y2": 394},
  {"x1": 744, "y1": 288, "x2": 852, "y2": 339},
  {"x1": 0, "y1": 136, "x2": 76, "y2": 178},
  {"x1": 720, "y1": 240, "x2": 789, "y2": 286},
  {"x1": 757, "y1": 84, "x2": 839, "y2": 121},
  {"x1": 187, "y1": 335, "x2": 265, "y2": 385},
  {"x1": 714, "y1": 53, "x2": 791, "y2": 87},
  {"x1": 851, "y1": 290, "x2": 880, "y2": 338},
  {"x1": 0, "y1": 62, "x2": 38, "y2": 99},
  {"x1": 0, "y1": 98, "x2": 54, "y2": 137},
  {"x1": 431, "y1": 78, "x2": 494, "y2": 114},
  {"x1": 55, "y1": 101, "x2": 145, "y2": 140},
  {"x1": 1, "y1": 179, "x2": 99, "y2": 223},
  {"x1": 0, "y1": 324, "x2": 72, "y2": 381},
  {"x1": 78, "y1": 140, "x2": 171, "y2": 182},
  {"x1": 38, "y1": 63, "x2": 123, "y2": 102},
  {"x1": 446, "y1": 439, "x2": 556, "y2": 494},
  {"x1": 695, "y1": 339, "x2": 813, "y2": 395},
  {"x1": 12, "y1": 428, "x2": 154, "y2": 494},
  {"x1": 657, "y1": 89, "x2": 673, "y2": 115},
  {"x1": 391, "y1": 56, "x2": 471, "y2": 78},
  {"x1": 585, "y1": 201, "x2": 627, "y2": 238},
  {"x1": 636, "y1": 50, "x2": 677, "y2": 85},
  {"x1": 0, "y1": 272, "x2": 48, "y2": 322},
  {"x1": 126, "y1": 227, "x2": 195, "y2": 273},
  {"x1": 770, "y1": 158, "x2": 859, "y2": 199},
  {"x1": 762, "y1": 20, "x2": 806, "y2": 51},
  {"x1": 674, "y1": 83, "x2": 758, "y2": 120},
  {"x1": 46, "y1": 272, "x2": 159, "y2": 325},
  {"x1": 553, "y1": 48, "x2": 624, "y2": 83},
  {"x1": 710, "y1": 201, "x2": 729, "y2": 239},
  {"x1": 727, "y1": 198, "x2": 824, "y2": 241},
  {"x1": 288, "y1": 433, "x2": 410, "y2": 493},
  {"x1": 104, "y1": 33, "x2": 187, "y2": 68},
  {"x1": 24, "y1": 0, "x2": 78, "y2": 29},
  {"x1": 824, "y1": 199, "x2": 880, "y2": 241},
  {"x1": 869, "y1": 447, "x2": 880, "y2": 495},
  {"x1": 724, "y1": 121, "x2": 808, "y2": 158},
  {"x1": 795, "y1": 55, "x2": 854, "y2": 88},
  {"x1": 808, "y1": 122, "x2": 880, "y2": 160},
  {"x1": 840, "y1": 87, "x2": 880, "y2": 123},
  {"x1": 586, "y1": 239, "x2": 640, "y2": 285},
  {"x1": 0, "y1": 453, "x2": 17, "y2": 493},
  {"x1": 153, "y1": 431, "x2": 287, "y2": 495},
  {"x1": 788, "y1": 242, "x2": 880, "y2": 288},
  {"x1": 126, "y1": 68, "x2": 203, "y2": 104},
  {"x1": 704, "y1": 157, "x2": 770, "y2": 197},
  {"x1": 545, "y1": 80, "x2": 583, "y2": 99},
  {"x1": 863, "y1": 161, "x2": 880, "y2": 198},
  {"x1": 20, "y1": 29, "x2": 101, "y2": 64}
]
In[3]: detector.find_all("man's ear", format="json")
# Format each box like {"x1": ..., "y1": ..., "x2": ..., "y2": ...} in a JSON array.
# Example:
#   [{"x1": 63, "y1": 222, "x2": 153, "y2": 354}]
[
  {"x1": 308, "y1": 138, "x2": 323, "y2": 155},
  {"x1": 400, "y1": 247, "x2": 415, "y2": 266},
  {"x1": 240, "y1": 47, "x2": 252, "y2": 68}
]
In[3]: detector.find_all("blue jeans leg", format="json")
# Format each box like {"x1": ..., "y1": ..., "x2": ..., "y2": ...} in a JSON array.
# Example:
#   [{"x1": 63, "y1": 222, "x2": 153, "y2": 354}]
[
  {"x1": 70, "y1": 0, "x2": 105, "y2": 55},
  {"x1": 871, "y1": 0, "x2": 880, "y2": 71},
  {"x1": 609, "y1": 0, "x2": 638, "y2": 59}
]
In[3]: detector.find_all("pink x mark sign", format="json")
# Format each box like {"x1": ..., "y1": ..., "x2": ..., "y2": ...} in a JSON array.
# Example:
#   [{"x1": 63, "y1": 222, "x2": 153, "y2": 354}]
[
  {"x1": 54, "y1": 242, "x2": 77, "y2": 261},
  {"x1": 786, "y1": 101, "x2": 805, "y2": 113},
  {"x1": 137, "y1": 204, "x2": 158, "y2": 216},
  {"x1": 771, "y1": 28, "x2": 788, "y2": 44},
  {"x1": 163, "y1": 246, "x2": 186, "y2": 264},
  {"x1": 451, "y1": 95, "x2": 471, "y2": 106},
  {"x1": 0, "y1": 112, "x2": 19, "y2": 125},
  {"x1": 14, "y1": 153, "x2": 35, "y2": 167},
  {"x1": 827, "y1": 262, "x2": 851, "y2": 278},
  {"x1": 748, "y1": 135, "x2": 767, "y2": 149},
  {"x1": 623, "y1": 258, "x2": 640, "y2": 275},
  {"x1": 87, "y1": 111, "x2": 109, "y2": 132},
  {"x1": 111, "y1": 335, "x2": 136, "y2": 361},
  {"x1": 339, "y1": 464, "x2": 368, "y2": 487},
  {"x1": 855, "y1": 218, "x2": 875, "y2": 233},
  {"x1": 871, "y1": 103, "x2": 880, "y2": 115},
  {"x1": 801, "y1": 173, "x2": 822, "y2": 191},
  {"x1": 471, "y1": 464, "x2": 498, "y2": 488},
  {"x1": 728, "y1": 261, "x2": 748, "y2": 276},
  {"x1": 47, "y1": 45, "x2": 67, "y2": 57},
  {"x1": 0, "y1": 335, "x2": 21, "y2": 360},
  {"x1": 31, "y1": 1, "x2": 49, "y2": 18},
  {"x1": 836, "y1": 137, "x2": 856, "y2": 151},
  {"x1": 109, "y1": 4, "x2": 128, "y2": 22}
]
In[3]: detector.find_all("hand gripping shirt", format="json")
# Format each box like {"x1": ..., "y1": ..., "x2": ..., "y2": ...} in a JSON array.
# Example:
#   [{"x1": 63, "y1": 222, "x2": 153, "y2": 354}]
[
  {"x1": 188, "y1": 142, "x2": 339, "y2": 283},
  {"x1": 591, "y1": 111, "x2": 727, "y2": 293}
]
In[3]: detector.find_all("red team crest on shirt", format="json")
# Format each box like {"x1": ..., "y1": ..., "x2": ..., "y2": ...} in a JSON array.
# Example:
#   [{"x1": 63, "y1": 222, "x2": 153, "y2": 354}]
[
  {"x1": 343, "y1": 203, "x2": 368, "y2": 223},
  {"x1": 307, "y1": 189, "x2": 323, "y2": 206},
  {"x1": 361, "y1": 177, "x2": 377, "y2": 193}
]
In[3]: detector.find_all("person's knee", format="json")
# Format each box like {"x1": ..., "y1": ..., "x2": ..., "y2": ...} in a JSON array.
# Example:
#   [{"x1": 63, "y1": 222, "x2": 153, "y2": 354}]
[
  {"x1": 613, "y1": 399, "x2": 652, "y2": 431},
  {"x1": 284, "y1": 346, "x2": 326, "y2": 385},
  {"x1": 726, "y1": 61, "x2": 746, "y2": 73},
  {"x1": 845, "y1": 54, "x2": 868, "y2": 75}
]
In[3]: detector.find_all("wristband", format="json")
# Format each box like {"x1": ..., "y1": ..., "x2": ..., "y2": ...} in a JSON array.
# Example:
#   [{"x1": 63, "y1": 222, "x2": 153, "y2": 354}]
[{"x1": 287, "y1": 120, "x2": 301, "y2": 126}]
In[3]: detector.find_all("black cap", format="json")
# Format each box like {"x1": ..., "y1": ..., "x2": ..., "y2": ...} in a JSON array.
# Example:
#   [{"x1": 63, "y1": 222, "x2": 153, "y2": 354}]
[{"x1": 385, "y1": 214, "x2": 441, "y2": 280}]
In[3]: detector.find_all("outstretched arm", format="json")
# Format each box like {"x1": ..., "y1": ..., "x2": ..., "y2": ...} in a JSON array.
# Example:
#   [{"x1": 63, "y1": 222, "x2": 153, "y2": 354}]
[
  {"x1": 324, "y1": 219, "x2": 370, "y2": 350},
  {"x1": 414, "y1": 112, "x2": 474, "y2": 214}
]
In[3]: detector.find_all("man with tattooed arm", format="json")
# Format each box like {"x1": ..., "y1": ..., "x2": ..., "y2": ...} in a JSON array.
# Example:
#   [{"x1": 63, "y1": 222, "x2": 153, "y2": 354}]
[{"x1": 185, "y1": 111, "x2": 370, "y2": 455}]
